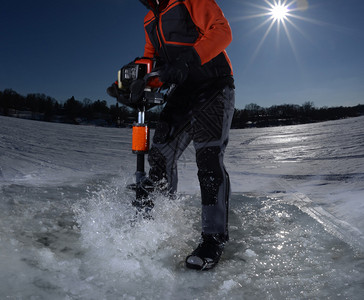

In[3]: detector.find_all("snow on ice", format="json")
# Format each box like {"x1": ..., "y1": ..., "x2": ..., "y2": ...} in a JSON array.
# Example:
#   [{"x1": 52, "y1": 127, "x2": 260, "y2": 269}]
[{"x1": 0, "y1": 115, "x2": 364, "y2": 299}]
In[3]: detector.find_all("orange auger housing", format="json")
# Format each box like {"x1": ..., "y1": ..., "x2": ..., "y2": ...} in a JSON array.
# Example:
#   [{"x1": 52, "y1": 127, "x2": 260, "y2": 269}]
[
  {"x1": 132, "y1": 124, "x2": 150, "y2": 153},
  {"x1": 118, "y1": 57, "x2": 163, "y2": 90},
  {"x1": 134, "y1": 58, "x2": 163, "y2": 89}
]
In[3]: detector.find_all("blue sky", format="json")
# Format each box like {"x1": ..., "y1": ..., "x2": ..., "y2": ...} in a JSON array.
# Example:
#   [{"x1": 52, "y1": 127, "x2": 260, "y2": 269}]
[{"x1": 1, "y1": 0, "x2": 363, "y2": 109}]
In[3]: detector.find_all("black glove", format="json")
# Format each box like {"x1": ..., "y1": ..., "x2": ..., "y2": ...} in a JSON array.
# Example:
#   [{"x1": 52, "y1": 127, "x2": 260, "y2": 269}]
[
  {"x1": 106, "y1": 83, "x2": 131, "y2": 106},
  {"x1": 107, "y1": 77, "x2": 146, "y2": 105},
  {"x1": 158, "y1": 49, "x2": 201, "y2": 85},
  {"x1": 158, "y1": 60, "x2": 189, "y2": 85},
  {"x1": 106, "y1": 83, "x2": 119, "y2": 98}
]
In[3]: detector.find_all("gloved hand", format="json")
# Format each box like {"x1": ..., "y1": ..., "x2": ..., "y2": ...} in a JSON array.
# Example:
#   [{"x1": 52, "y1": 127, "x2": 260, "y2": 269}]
[
  {"x1": 158, "y1": 49, "x2": 201, "y2": 85},
  {"x1": 106, "y1": 82, "x2": 132, "y2": 106},
  {"x1": 106, "y1": 83, "x2": 118, "y2": 98},
  {"x1": 158, "y1": 60, "x2": 189, "y2": 85},
  {"x1": 106, "y1": 80, "x2": 141, "y2": 103}
]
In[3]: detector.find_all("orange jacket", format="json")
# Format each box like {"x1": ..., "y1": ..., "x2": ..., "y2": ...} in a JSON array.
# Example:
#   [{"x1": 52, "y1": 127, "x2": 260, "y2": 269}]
[{"x1": 142, "y1": 0, "x2": 233, "y2": 85}]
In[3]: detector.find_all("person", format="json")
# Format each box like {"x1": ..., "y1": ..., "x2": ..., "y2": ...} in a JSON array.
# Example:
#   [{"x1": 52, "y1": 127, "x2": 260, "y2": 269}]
[{"x1": 138, "y1": 0, "x2": 235, "y2": 270}]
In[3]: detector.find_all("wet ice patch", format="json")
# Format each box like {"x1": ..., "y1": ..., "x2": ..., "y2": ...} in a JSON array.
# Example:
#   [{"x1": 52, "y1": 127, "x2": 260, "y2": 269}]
[{"x1": 227, "y1": 194, "x2": 364, "y2": 299}]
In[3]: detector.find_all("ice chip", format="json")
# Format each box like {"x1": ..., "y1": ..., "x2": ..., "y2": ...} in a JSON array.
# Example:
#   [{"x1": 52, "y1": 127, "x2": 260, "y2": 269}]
[{"x1": 244, "y1": 249, "x2": 257, "y2": 257}]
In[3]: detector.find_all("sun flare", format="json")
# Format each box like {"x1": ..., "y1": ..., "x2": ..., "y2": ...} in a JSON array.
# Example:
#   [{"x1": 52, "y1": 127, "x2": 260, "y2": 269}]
[
  {"x1": 270, "y1": 3, "x2": 289, "y2": 21},
  {"x1": 235, "y1": 0, "x2": 314, "y2": 65}
]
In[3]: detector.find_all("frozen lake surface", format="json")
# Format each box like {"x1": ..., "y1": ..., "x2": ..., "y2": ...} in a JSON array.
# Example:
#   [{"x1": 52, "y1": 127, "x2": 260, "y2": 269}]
[{"x1": 1, "y1": 115, "x2": 363, "y2": 299}]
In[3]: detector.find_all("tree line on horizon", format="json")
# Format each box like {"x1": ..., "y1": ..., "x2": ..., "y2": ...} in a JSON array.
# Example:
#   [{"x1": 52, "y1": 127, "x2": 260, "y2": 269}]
[{"x1": 1, "y1": 88, "x2": 363, "y2": 128}]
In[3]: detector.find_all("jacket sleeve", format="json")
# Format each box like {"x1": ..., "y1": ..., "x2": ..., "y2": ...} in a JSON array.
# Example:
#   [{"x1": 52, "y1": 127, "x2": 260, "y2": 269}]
[
  {"x1": 143, "y1": 29, "x2": 155, "y2": 58},
  {"x1": 184, "y1": 0, "x2": 232, "y2": 65},
  {"x1": 143, "y1": 12, "x2": 156, "y2": 58}
]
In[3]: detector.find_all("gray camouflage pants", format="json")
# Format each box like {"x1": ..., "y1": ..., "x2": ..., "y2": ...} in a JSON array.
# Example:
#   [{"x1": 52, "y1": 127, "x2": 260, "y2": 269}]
[{"x1": 148, "y1": 84, "x2": 235, "y2": 238}]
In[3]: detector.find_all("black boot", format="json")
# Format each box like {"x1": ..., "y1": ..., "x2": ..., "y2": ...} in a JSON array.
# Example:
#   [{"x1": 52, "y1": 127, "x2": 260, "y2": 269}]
[{"x1": 185, "y1": 233, "x2": 227, "y2": 271}]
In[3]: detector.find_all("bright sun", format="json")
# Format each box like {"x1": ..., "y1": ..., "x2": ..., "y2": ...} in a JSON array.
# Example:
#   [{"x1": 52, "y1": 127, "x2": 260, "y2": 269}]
[
  {"x1": 270, "y1": 3, "x2": 289, "y2": 21},
  {"x1": 238, "y1": 0, "x2": 313, "y2": 64}
]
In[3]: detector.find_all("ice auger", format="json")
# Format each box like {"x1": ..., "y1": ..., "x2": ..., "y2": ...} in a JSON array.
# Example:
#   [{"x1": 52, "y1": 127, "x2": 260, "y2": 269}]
[{"x1": 107, "y1": 57, "x2": 175, "y2": 209}]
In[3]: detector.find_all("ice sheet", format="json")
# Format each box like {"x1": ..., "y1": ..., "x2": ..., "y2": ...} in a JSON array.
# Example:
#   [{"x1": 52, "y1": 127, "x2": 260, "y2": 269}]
[{"x1": 1, "y1": 115, "x2": 364, "y2": 299}]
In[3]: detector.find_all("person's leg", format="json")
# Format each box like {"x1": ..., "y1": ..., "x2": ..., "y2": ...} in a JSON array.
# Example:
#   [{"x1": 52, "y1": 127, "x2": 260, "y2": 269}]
[
  {"x1": 186, "y1": 85, "x2": 235, "y2": 270},
  {"x1": 148, "y1": 90, "x2": 193, "y2": 194}
]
